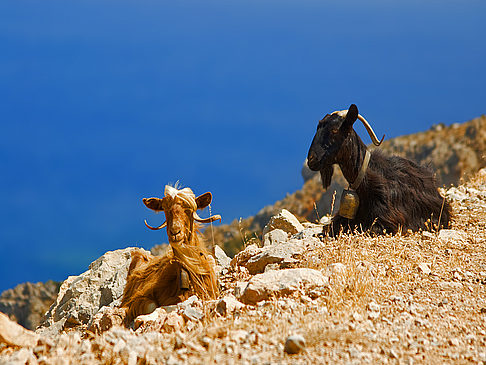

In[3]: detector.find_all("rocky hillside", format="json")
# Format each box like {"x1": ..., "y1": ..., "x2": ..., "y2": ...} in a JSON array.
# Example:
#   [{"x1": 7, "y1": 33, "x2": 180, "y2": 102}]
[
  {"x1": 1, "y1": 168, "x2": 486, "y2": 364},
  {"x1": 0, "y1": 281, "x2": 60, "y2": 331},
  {"x1": 0, "y1": 114, "x2": 484, "y2": 334},
  {"x1": 207, "y1": 115, "x2": 486, "y2": 256}
]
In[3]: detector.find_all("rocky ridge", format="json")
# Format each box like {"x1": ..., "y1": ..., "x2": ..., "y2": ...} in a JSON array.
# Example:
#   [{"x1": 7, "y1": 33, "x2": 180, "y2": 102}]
[
  {"x1": 1, "y1": 168, "x2": 486, "y2": 364},
  {"x1": 0, "y1": 281, "x2": 61, "y2": 331}
]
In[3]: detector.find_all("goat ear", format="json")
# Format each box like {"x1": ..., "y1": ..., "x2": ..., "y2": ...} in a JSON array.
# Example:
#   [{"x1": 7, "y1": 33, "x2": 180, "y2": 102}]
[
  {"x1": 143, "y1": 197, "x2": 165, "y2": 212},
  {"x1": 196, "y1": 192, "x2": 212, "y2": 210},
  {"x1": 340, "y1": 104, "x2": 359, "y2": 131}
]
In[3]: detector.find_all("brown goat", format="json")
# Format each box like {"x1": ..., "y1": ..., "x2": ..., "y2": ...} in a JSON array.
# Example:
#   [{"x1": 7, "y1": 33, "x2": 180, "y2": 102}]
[{"x1": 121, "y1": 185, "x2": 221, "y2": 323}]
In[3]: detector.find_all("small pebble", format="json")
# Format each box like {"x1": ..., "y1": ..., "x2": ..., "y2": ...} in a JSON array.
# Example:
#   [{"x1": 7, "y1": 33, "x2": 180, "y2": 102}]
[
  {"x1": 284, "y1": 335, "x2": 306, "y2": 354},
  {"x1": 449, "y1": 338, "x2": 460, "y2": 346},
  {"x1": 438, "y1": 298, "x2": 449, "y2": 306}
]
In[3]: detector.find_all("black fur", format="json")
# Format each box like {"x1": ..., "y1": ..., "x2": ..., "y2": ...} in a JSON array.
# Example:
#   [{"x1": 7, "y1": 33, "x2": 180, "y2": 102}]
[{"x1": 307, "y1": 104, "x2": 451, "y2": 235}]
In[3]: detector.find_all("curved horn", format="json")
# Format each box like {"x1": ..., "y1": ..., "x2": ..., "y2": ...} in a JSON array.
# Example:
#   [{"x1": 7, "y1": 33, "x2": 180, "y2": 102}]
[
  {"x1": 144, "y1": 219, "x2": 167, "y2": 230},
  {"x1": 357, "y1": 114, "x2": 385, "y2": 146},
  {"x1": 193, "y1": 211, "x2": 222, "y2": 224}
]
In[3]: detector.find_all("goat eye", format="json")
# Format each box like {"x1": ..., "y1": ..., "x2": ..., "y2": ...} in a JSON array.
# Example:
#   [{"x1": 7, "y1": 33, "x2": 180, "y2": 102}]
[{"x1": 331, "y1": 128, "x2": 339, "y2": 134}]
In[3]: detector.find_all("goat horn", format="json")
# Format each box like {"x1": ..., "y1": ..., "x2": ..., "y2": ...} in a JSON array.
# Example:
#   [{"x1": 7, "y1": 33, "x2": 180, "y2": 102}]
[
  {"x1": 193, "y1": 212, "x2": 222, "y2": 224},
  {"x1": 357, "y1": 114, "x2": 385, "y2": 146},
  {"x1": 144, "y1": 219, "x2": 167, "y2": 230}
]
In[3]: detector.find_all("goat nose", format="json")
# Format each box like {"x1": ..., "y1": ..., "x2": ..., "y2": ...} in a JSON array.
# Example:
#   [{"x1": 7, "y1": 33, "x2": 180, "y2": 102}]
[
  {"x1": 308, "y1": 153, "x2": 317, "y2": 164},
  {"x1": 170, "y1": 227, "x2": 181, "y2": 236}
]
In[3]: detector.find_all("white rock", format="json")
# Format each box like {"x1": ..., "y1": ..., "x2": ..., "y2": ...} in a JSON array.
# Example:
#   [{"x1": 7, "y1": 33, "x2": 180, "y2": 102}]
[
  {"x1": 264, "y1": 263, "x2": 280, "y2": 272},
  {"x1": 230, "y1": 329, "x2": 249, "y2": 344},
  {"x1": 216, "y1": 295, "x2": 245, "y2": 316},
  {"x1": 449, "y1": 338, "x2": 460, "y2": 346},
  {"x1": 446, "y1": 187, "x2": 468, "y2": 202},
  {"x1": 262, "y1": 229, "x2": 288, "y2": 247},
  {"x1": 214, "y1": 245, "x2": 231, "y2": 267},
  {"x1": 89, "y1": 306, "x2": 127, "y2": 335},
  {"x1": 421, "y1": 231, "x2": 436, "y2": 240},
  {"x1": 368, "y1": 311, "x2": 380, "y2": 320},
  {"x1": 437, "y1": 281, "x2": 463, "y2": 290},
  {"x1": 0, "y1": 312, "x2": 39, "y2": 348},
  {"x1": 38, "y1": 247, "x2": 147, "y2": 335},
  {"x1": 234, "y1": 282, "x2": 249, "y2": 298},
  {"x1": 320, "y1": 216, "x2": 332, "y2": 225},
  {"x1": 134, "y1": 308, "x2": 168, "y2": 332},
  {"x1": 284, "y1": 335, "x2": 306, "y2": 354},
  {"x1": 0, "y1": 348, "x2": 37, "y2": 365},
  {"x1": 238, "y1": 268, "x2": 329, "y2": 304},
  {"x1": 178, "y1": 295, "x2": 200, "y2": 309},
  {"x1": 245, "y1": 241, "x2": 305, "y2": 274},
  {"x1": 183, "y1": 307, "x2": 204, "y2": 322},
  {"x1": 262, "y1": 209, "x2": 304, "y2": 236},
  {"x1": 231, "y1": 244, "x2": 263, "y2": 268},
  {"x1": 327, "y1": 263, "x2": 347, "y2": 276},
  {"x1": 438, "y1": 229, "x2": 467, "y2": 245},
  {"x1": 291, "y1": 226, "x2": 323, "y2": 240},
  {"x1": 417, "y1": 263, "x2": 432, "y2": 275},
  {"x1": 367, "y1": 301, "x2": 380, "y2": 312}
]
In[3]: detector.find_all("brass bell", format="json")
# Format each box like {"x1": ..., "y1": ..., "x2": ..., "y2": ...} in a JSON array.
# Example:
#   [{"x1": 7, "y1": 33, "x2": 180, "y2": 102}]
[{"x1": 338, "y1": 189, "x2": 359, "y2": 219}]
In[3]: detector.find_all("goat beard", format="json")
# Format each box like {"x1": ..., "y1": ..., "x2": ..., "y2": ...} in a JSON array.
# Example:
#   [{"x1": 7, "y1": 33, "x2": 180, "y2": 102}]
[{"x1": 319, "y1": 165, "x2": 334, "y2": 190}]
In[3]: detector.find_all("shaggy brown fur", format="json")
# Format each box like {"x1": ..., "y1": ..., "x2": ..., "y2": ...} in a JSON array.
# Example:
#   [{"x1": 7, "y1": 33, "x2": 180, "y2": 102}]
[{"x1": 121, "y1": 185, "x2": 221, "y2": 323}]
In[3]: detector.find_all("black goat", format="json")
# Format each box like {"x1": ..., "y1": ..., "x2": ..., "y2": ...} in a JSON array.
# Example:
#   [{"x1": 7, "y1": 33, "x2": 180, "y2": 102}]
[{"x1": 307, "y1": 104, "x2": 451, "y2": 235}]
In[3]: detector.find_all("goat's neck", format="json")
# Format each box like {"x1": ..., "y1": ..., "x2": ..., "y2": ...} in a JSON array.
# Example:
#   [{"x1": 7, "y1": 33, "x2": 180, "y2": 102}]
[{"x1": 336, "y1": 131, "x2": 368, "y2": 189}]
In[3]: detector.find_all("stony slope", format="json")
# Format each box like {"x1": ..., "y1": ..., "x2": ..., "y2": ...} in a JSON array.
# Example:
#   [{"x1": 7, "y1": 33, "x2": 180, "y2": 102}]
[{"x1": 1, "y1": 168, "x2": 486, "y2": 364}]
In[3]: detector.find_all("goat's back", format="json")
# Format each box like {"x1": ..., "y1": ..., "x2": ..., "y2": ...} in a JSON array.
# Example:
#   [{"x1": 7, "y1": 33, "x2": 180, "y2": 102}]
[{"x1": 358, "y1": 150, "x2": 451, "y2": 232}]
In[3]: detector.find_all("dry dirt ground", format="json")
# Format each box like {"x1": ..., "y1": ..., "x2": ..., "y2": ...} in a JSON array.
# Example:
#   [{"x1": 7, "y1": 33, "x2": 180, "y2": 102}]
[{"x1": 1, "y1": 169, "x2": 486, "y2": 365}]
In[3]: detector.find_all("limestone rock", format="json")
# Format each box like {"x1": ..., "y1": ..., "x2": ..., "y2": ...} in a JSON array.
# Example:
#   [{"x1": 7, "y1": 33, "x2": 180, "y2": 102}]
[
  {"x1": 438, "y1": 229, "x2": 467, "y2": 244},
  {"x1": 327, "y1": 263, "x2": 347, "y2": 276},
  {"x1": 245, "y1": 240, "x2": 305, "y2": 274},
  {"x1": 262, "y1": 228, "x2": 288, "y2": 247},
  {"x1": 0, "y1": 348, "x2": 37, "y2": 365},
  {"x1": 284, "y1": 334, "x2": 306, "y2": 354},
  {"x1": 214, "y1": 245, "x2": 231, "y2": 267},
  {"x1": 238, "y1": 268, "x2": 329, "y2": 304},
  {"x1": 446, "y1": 187, "x2": 469, "y2": 202},
  {"x1": 89, "y1": 306, "x2": 127, "y2": 335},
  {"x1": 262, "y1": 209, "x2": 304, "y2": 236},
  {"x1": 0, "y1": 311, "x2": 39, "y2": 348},
  {"x1": 134, "y1": 308, "x2": 168, "y2": 332},
  {"x1": 367, "y1": 301, "x2": 380, "y2": 312},
  {"x1": 163, "y1": 311, "x2": 185, "y2": 332},
  {"x1": 178, "y1": 295, "x2": 200, "y2": 310},
  {"x1": 417, "y1": 263, "x2": 432, "y2": 275},
  {"x1": 183, "y1": 306, "x2": 204, "y2": 322},
  {"x1": 291, "y1": 225, "x2": 323, "y2": 241},
  {"x1": 231, "y1": 244, "x2": 263, "y2": 268},
  {"x1": 234, "y1": 282, "x2": 249, "y2": 298},
  {"x1": 38, "y1": 247, "x2": 147, "y2": 335},
  {"x1": 216, "y1": 295, "x2": 244, "y2": 316}
]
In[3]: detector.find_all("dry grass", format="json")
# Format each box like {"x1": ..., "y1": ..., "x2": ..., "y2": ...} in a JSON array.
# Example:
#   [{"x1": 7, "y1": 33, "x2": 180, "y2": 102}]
[{"x1": 195, "y1": 169, "x2": 486, "y2": 364}]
